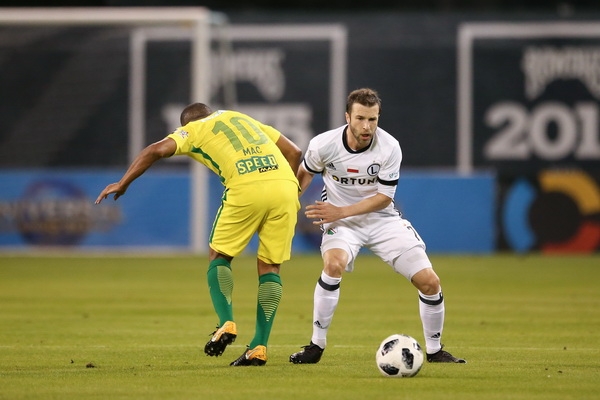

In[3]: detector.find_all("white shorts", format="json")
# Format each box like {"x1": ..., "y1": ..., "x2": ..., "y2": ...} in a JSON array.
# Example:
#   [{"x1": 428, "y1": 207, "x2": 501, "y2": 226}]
[{"x1": 320, "y1": 213, "x2": 432, "y2": 281}]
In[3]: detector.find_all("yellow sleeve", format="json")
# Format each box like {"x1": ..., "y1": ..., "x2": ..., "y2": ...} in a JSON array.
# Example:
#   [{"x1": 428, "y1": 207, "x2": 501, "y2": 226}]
[
  {"x1": 257, "y1": 121, "x2": 282, "y2": 143},
  {"x1": 166, "y1": 127, "x2": 192, "y2": 155}
]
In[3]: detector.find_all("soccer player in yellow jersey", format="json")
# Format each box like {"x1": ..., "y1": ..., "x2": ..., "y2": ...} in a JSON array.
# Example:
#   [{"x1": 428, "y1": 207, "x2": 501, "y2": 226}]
[{"x1": 95, "y1": 103, "x2": 302, "y2": 366}]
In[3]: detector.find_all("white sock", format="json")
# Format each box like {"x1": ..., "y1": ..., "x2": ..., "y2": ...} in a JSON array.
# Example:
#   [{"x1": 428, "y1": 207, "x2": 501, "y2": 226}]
[
  {"x1": 418, "y1": 290, "x2": 445, "y2": 354},
  {"x1": 311, "y1": 272, "x2": 341, "y2": 349}
]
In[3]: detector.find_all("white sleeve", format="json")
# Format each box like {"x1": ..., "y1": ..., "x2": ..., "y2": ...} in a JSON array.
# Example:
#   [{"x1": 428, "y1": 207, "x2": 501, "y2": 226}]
[
  {"x1": 302, "y1": 139, "x2": 324, "y2": 174},
  {"x1": 377, "y1": 143, "x2": 402, "y2": 199}
]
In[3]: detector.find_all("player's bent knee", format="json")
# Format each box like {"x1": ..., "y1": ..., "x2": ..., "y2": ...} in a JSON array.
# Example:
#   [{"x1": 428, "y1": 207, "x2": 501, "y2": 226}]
[
  {"x1": 323, "y1": 262, "x2": 345, "y2": 278},
  {"x1": 323, "y1": 249, "x2": 348, "y2": 277},
  {"x1": 411, "y1": 268, "x2": 440, "y2": 295}
]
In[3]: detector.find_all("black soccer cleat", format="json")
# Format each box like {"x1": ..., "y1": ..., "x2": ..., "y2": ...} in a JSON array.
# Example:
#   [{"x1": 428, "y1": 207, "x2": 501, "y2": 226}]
[
  {"x1": 230, "y1": 345, "x2": 267, "y2": 366},
  {"x1": 426, "y1": 345, "x2": 466, "y2": 363},
  {"x1": 204, "y1": 321, "x2": 237, "y2": 357},
  {"x1": 289, "y1": 342, "x2": 324, "y2": 364}
]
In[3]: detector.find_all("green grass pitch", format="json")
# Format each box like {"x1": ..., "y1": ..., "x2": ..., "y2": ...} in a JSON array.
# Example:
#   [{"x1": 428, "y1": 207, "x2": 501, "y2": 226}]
[{"x1": 1, "y1": 253, "x2": 599, "y2": 399}]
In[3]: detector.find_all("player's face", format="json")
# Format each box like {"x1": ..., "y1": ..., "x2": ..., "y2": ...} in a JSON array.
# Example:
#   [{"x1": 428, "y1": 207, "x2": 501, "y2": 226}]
[{"x1": 345, "y1": 103, "x2": 379, "y2": 150}]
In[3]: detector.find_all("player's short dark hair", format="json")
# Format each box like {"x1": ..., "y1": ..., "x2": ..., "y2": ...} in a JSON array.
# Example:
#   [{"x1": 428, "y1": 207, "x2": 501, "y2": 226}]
[
  {"x1": 180, "y1": 102, "x2": 213, "y2": 125},
  {"x1": 346, "y1": 88, "x2": 382, "y2": 114}
]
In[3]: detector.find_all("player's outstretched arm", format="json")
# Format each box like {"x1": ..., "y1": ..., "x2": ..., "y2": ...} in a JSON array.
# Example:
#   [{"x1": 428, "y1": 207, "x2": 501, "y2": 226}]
[{"x1": 95, "y1": 137, "x2": 177, "y2": 204}]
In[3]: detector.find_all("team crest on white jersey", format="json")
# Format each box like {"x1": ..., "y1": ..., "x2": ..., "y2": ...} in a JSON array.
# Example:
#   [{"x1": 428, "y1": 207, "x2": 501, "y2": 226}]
[{"x1": 367, "y1": 164, "x2": 380, "y2": 176}]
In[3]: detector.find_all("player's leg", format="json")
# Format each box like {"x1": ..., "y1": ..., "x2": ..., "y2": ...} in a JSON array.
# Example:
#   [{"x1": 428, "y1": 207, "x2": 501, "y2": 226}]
[
  {"x1": 312, "y1": 248, "x2": 346, "y2": 347},
  {"x1": 395, "y1": 248, "x2": 445, "y2": 353},
  {"x1": 230, "y1": 260, "x2": 281, "y2": 367},
  {"x1": 250, "y1": 263, "x2": 283, "y2": 349},
  {"x1": 290, "y1": 224, "x2": 363, "y2": 364},
  {"x1": 204, "y1": 249, "x2": 238, "y2": 356},
  {"x1": 230, "y1": 180, "x2": 299, "y2": 366},
  {"x1": 204, "y1": 188, "x2": 257, "y2": 357},
  {"x1": 207, "y1": 250, "x2": 234, "y2": 326},
  {"x1": 370, "y1": 216, "x2": 440, "y2": 354},
  {"x1": 410, "y1": 262, "x2": 465, "y2": 363},
  {"x1": 374, "y1": 217, "x2": 465, "y2": 363},
  {"x1": 289, "y1": 248, "x2": 345, "y2": 364}
]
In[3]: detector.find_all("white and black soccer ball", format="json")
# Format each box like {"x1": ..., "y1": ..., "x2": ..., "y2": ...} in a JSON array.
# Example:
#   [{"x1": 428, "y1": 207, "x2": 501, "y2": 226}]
[{"x1": 375, "y1": 334, "x2": 424, "y2": 377}]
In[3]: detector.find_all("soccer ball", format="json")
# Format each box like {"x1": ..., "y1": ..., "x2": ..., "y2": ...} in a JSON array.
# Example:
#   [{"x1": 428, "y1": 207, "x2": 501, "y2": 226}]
[{"x1": 375, "y1": 334, "x2": 424, "y2": 377}]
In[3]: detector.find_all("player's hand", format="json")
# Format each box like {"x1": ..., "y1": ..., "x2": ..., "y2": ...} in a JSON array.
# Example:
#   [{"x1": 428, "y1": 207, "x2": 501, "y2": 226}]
[
  {"x1": 95, "y1": 182, "x2": 126, "y2": 204},
  {"x1": 305, "y1": 201, "x2": 345, "y2": 224}
]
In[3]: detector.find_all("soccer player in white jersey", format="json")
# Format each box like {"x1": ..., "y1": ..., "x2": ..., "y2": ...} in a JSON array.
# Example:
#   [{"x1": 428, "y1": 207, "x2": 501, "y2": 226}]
[{"x1": 289, "y1": 88, "x2": 466, "y2": 364}]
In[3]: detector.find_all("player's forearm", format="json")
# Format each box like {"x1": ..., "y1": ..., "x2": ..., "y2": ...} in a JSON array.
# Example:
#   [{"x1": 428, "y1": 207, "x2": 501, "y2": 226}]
[
  {"x1": 118, "y1": 148, "x2": 163, "y2": 188},
  {"x1": 297, "y1": 166, "x2": 314, "y2": 196},
  {"x1": 341, "y1": 193, "x2": 392, "y2": 218},
  {"x1": 286, "y1": 151, "x2": 302, "y2": 176}
]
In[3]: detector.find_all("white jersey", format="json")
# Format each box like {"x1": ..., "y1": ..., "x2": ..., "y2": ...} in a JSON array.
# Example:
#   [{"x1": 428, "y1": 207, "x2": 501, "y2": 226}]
[{"x1": 302, "y1": 125, "x2": 402, "y2": 218}]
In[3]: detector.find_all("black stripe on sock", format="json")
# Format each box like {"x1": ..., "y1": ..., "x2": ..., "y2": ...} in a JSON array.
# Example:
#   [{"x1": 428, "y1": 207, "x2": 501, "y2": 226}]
[
  {"x1": 318, "y1": 277, "x2": 340, "y2": 291},
  {"x1": 419, "y1": 292, "x2": 444, "y2": 306}
]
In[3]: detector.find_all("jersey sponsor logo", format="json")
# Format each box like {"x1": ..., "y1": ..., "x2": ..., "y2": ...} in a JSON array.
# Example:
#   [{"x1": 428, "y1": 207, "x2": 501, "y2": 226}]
[
  {"x1": 326, "y1": 162, "x2": 336, "y2": 170},
  {"x1": 367, "y1": 164, "x2": 380, "y2": 176},
  {"x1": 236, "y1": 154, "x2": 279, "y2": 175},
  {"x1": 243, "y1": 146, "x2": 263, "y2": 156},
  {"x1": 331, "y1": 175, "x2": 377, "y2": 185},
  {"x1": 258, "y1": 165, "x2": 279, "y2": 172}
]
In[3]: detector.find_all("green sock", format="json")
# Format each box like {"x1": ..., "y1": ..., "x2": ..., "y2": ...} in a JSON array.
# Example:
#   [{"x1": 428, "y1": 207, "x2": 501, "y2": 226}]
[
  {"x1": 249, "y1": 272, "x2": 282, "y2": 348},
  {"x1": 207, "y1": 259, "x2": 234, "y2": 325}
]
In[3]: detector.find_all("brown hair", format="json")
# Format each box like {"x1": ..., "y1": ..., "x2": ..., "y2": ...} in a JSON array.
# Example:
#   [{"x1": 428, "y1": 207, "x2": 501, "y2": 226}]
[
  {"x1": 180, "y1": 102, "x2": 213, "y2": 125},
  {"x1": 346, "y1": 88, "x2": 382, "y2": 114}
]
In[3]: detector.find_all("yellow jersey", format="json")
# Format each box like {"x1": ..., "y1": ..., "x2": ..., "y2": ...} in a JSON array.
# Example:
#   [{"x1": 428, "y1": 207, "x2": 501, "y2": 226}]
[{"x1": 167, "y1": 110, "x2": 299, "y2": 188}]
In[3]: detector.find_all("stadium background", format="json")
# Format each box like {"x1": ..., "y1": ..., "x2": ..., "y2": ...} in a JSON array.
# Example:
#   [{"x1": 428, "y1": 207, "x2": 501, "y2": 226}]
[{"x1": 1, "y1": 1, "x2": 599, "y2": 253}]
